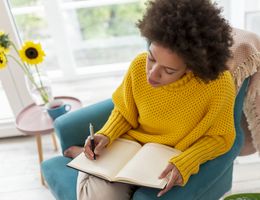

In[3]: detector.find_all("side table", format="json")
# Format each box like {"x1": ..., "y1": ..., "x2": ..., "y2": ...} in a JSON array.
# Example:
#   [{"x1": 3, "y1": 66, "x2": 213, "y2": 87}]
[{"x1": 15, "y1": 96, "x2": 82, "y2": 185}]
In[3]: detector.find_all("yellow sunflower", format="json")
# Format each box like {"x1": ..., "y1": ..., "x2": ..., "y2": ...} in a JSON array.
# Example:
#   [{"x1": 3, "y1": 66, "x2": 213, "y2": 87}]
[
  {"x1": 19, "y1": 41, "x2": 45, "y2": 65},
  {"x1": 0, "y1": 48, "x2": 7, "y2": 69}
]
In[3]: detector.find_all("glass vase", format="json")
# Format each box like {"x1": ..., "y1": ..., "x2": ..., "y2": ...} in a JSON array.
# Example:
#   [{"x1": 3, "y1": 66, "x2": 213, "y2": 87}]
[{"x1": 25, "y1": 70, "x2": 53, "y2": 107}]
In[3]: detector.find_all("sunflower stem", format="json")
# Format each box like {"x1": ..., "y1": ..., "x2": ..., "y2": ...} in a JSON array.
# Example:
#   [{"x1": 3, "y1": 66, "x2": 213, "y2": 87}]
[
  {"x1": 35, "y1": 64, "x2": 49, "y2": 103},
  {"x1": 7, "y1": 55, "x2": 49, "y2": 104},
  {"x1": 10, "y1": 41, "x2": 20, "y2": 57},
  {"x1": 35, "y1": 64, "x2": 44, "y2": 90}
]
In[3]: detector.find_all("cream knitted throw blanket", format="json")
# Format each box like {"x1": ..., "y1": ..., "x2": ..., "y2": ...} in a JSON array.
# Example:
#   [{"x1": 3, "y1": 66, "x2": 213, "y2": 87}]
[{"x1": 228, "y1": 28, "x2": 260, "y2": 155}]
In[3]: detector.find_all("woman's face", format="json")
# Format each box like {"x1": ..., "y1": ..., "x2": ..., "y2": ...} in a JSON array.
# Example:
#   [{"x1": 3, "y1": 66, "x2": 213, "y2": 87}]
[{"x1": 146, "y1": 43, "x2": 189, "y2": 87}]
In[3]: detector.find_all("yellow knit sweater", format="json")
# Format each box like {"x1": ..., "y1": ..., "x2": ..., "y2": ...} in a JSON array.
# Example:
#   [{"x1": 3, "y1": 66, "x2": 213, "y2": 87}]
[{"x1": 97, "y1": 53, "x2": 236, "y2": 185}]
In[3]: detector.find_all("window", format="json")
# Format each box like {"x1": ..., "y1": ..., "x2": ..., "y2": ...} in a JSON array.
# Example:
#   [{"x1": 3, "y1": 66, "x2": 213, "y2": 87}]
[
  {"x1": 9, "y1": 0, "x2": 147, "y2": 78},
  {"x1": 245, "y1": 11, "x2": 260, "y2": 35}
]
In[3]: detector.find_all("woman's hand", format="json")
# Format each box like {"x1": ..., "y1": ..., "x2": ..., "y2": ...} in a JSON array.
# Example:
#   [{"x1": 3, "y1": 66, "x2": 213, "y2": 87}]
[
  {"x1": 84, "y1": 134, "x2": 109, "y2": 160},
  {"x1": 157, "y1": 163, "x2": 183, "y2": 197}
]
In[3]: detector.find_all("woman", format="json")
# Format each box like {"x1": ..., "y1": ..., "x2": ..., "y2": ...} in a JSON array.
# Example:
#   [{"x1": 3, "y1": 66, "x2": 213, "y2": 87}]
[{"x1": 65, "y1": 0, "x2": 236, "y2": 199}]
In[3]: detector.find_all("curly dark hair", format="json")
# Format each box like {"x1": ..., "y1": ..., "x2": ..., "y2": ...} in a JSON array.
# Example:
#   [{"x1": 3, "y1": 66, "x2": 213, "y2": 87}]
[{"x1": 137, "y1": 0, "x2": 233, "y2": 81}]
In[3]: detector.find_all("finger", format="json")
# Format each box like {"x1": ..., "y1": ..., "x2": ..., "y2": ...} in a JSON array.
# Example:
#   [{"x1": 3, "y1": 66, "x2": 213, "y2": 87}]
[
  {"x1": 84, "y1": 148, "x2": 94, "y2": 159},
  {"x1": 84, "y1": 151, "x2": 93, "y2": 160},
  {"x1": 84, "y1": 139, "x2": 92, "y2": 152},
  {"x1": 84, "y1": 137, "x2": 94, "y2": 151},
  {"x1": 84, "y1": 146, "x2": 100, "y2": 160},
  {"x1": 175, "y1": 175, "x2": 183, "y2": 186},
  {"x1": 157, "y1": 170, "x2": 179, "y2": 197},
  {"x1": 84, "y1": 144, "x2": 94, "y2": 160},
  {"x1": 94, "y1": 140, "x2": 106, "y2": 154},
  {"x1": 171, "y1": 166, "x2": 183, "y2": 186},
  {"x1": 157, "y1": 180, "x2": 174, "y2": 198},
  {"x1": 159, "y1": 165, "x2": 172, "y2": 179},
  {"x1": 171, "y1": 167, "x2": 181, "y2": 183},
  {"x1": 84, "y1": 150, "x2": 94, "y2": 160}
]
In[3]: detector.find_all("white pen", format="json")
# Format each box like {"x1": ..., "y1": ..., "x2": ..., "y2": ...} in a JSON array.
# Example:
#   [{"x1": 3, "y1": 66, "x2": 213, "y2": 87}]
[{"x1": 89, "y1": 123, "x2": 96, "y2": 160}]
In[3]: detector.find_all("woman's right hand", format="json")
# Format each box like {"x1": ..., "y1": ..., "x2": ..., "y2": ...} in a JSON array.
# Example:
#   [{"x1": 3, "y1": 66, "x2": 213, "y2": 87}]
[{"x1": 84, "y1": 134, "x2": 109, "y2": 160}]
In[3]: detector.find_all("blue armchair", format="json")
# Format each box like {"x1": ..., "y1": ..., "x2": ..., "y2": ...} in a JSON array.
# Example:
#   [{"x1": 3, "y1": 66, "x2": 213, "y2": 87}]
[{"x1": 41, "y1": 78, "x2": 249, "y2": 200}]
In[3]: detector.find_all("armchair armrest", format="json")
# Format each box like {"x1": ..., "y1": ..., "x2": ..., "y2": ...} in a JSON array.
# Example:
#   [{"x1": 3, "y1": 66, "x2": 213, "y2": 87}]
[{"x1": 54, "y1": 99, "x2": 114, "y2": 153}]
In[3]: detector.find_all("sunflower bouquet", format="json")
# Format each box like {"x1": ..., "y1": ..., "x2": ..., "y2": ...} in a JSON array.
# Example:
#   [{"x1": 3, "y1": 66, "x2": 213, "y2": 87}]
[{"x1": 0, "y1": 31, "x2": 52, "y2": 105}]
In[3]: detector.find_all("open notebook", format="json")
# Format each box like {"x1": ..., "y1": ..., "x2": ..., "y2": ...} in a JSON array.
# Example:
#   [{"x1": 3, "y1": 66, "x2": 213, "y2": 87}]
[{"x1": 67, "y1": 138, "x2": 181, "y2": 189}]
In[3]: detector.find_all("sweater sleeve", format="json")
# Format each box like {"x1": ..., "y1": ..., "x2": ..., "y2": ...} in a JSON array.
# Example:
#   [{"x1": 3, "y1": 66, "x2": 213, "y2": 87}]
[
  {"x1": 170, "y1": 73, "x2": 236, "y2": 185},
  {"x1": 96, "y1": 55, "x2": 141, "y2": 144}
]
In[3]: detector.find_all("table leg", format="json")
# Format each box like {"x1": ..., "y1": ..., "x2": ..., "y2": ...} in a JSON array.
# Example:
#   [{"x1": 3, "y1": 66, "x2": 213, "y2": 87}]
[
  {"x1": 36, "y1": 134, "x2": 45, "y2": 186},
  {"x1": 51, "y1": 132, "x2": 58, "y2": 151}
]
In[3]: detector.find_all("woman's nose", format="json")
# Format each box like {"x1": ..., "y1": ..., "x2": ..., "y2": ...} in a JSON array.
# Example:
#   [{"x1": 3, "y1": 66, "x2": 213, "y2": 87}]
[{"x1": 149, "y1": 64, "x2": 161, "y2": 80}]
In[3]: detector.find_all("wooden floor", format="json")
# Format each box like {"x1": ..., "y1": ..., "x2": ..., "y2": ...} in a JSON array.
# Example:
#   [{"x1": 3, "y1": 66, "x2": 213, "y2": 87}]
[
  {"x1": 1, "y1": 74, "x2": 260, "y2": 199},
  {"x1": 0, "y1": 135, "x2": 58, "y2": 200}
]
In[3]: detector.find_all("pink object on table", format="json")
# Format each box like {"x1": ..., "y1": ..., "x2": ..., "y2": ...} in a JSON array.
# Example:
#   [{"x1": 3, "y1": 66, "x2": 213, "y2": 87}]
[{"x1": 16, "y1": 96, "x2": 82, "y2": 135}]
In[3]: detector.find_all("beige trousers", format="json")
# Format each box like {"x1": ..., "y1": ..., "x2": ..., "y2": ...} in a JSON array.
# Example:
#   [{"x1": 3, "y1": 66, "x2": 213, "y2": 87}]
[{"x1": 77, "y1": 172, "x2": 134, "y2": 200}]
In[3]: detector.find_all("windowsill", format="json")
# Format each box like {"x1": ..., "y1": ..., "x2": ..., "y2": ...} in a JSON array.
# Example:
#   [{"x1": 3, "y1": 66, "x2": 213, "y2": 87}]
[{"x1": 0, "y1": 119, "x2": 24, "y2": 138}]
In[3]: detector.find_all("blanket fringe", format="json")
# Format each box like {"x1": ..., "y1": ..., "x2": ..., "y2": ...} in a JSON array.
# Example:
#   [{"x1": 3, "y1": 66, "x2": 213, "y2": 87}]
[{"x1": 231, "y1": 52, "x2": 260, "y2": 92}]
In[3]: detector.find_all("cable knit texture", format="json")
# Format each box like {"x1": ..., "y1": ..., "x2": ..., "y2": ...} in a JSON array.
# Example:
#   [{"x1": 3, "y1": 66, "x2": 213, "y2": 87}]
[{"x1": 97, "y1": 52, "x2": 236, "y2": 185}]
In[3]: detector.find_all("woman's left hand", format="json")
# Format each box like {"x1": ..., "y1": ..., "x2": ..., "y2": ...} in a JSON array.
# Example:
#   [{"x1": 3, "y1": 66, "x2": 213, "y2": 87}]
[{"x1": 157, "y1": 163, "x2": 183, "y2": 197}]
